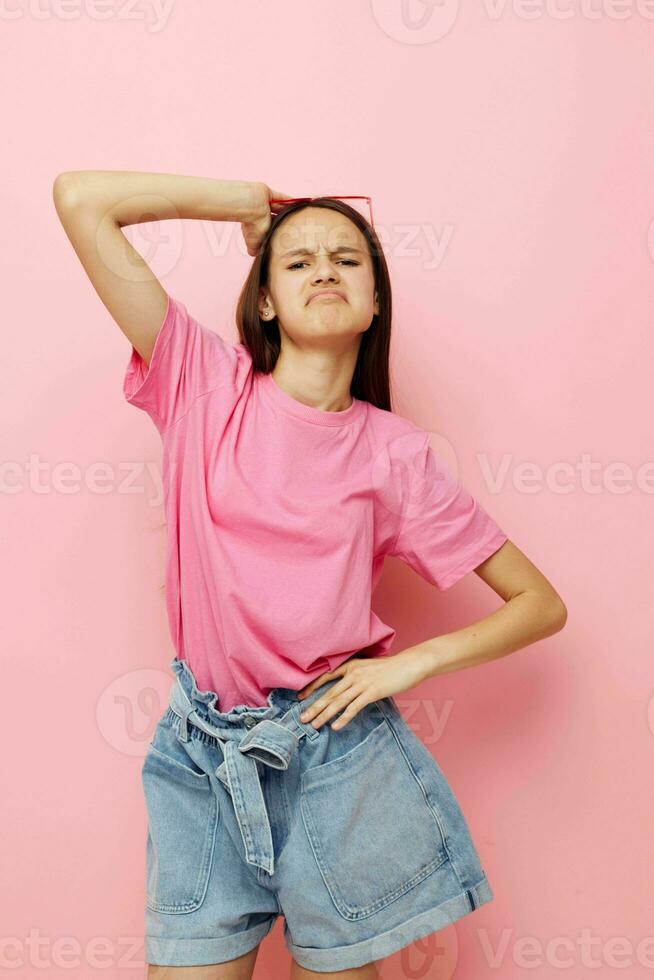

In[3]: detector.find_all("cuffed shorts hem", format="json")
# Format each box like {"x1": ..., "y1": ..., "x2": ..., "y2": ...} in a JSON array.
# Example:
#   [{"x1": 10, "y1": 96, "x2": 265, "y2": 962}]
[
  {"x1": 145, "y1": 917, "x2": 276, "y2": 968},
  {"x1": 286, "y1": 876, "x2": 493, "y2": 973}
]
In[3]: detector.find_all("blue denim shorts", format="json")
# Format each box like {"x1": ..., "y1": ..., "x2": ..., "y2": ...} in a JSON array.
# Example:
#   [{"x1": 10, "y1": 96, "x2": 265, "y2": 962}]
[{"x1": 141, "y1": 656, "x2": 494, "y2": 972}]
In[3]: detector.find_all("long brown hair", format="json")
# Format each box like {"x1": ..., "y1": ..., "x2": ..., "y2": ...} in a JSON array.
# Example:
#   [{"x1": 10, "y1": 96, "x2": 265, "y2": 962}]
[{"x1": 234, "y1": 197, "x2": 394, "y2": 412}]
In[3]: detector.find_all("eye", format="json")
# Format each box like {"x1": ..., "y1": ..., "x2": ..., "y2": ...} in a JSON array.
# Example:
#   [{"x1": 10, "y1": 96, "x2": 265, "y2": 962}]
[{"x1": 287, "y1": 259, "x2": 360, "y2": 270}]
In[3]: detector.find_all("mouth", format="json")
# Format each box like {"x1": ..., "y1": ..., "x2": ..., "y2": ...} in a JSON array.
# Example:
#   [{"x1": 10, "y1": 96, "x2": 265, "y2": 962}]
[{"x1": 308, "y1": 291, "x2": 346, "y2": 304}]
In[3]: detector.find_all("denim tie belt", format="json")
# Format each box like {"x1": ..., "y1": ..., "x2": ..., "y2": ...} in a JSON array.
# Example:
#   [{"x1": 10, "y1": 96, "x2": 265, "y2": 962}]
[{"x1": 168, "y1": 676, "x2": 313, "y2": 876}]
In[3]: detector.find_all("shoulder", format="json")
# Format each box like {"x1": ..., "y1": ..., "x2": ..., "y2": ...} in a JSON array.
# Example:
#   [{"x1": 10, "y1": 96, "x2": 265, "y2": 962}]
[
  {"x1": 363, "y1": 400, "x2": 423, "y2": 438},
  {"x1": 362, "y1": 404, "x2": 435, "y2": 521},
  {"x1": 363, "y1": 401, "x2": 430, "y2": 461}
]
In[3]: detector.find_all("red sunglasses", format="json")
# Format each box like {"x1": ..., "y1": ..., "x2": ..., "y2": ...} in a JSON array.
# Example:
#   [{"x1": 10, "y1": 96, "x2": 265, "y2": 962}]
[{"x1": 269, "y1": 195, "x2": 374, "y2": 228}]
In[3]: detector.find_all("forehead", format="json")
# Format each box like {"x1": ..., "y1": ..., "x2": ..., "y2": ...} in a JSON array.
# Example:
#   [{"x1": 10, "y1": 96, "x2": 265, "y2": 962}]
[{"x1": 271, "y1": 208, "x2": 368, "y2": 260}]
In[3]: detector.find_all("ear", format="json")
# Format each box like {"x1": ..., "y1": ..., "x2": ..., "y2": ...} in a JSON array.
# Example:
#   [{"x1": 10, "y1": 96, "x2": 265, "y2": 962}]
[
  {"x1": 258, "y1": 289, "x2": 275, "y2": 320},
  {"x1": 373, "y1": 291, "x2": 379, "y2": 316}
]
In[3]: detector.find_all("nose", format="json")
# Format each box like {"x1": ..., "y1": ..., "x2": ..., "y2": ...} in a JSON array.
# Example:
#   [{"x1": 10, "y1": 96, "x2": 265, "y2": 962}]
[{"x1": 311, "y1": 256, "x2": 340, "y2": 284}]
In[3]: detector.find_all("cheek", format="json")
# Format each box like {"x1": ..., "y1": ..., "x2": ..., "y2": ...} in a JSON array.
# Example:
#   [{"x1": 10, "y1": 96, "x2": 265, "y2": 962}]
[
  {"x1": 271, "y1": 290, "x2": 303, "y2": 322},
  {"x1": 349, "y1": 292, "x2": 376, "y2": 319}
]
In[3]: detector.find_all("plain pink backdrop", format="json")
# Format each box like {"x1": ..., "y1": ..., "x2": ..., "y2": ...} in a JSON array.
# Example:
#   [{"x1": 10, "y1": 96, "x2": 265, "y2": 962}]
[{"x1": 2, "y1": 2, "x2": 652, "y2": 977}]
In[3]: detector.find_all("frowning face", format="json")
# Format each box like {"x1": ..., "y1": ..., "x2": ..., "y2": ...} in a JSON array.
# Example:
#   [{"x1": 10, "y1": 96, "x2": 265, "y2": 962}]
[{"x1": 260, "y1": 207, "x2": 379, "y2": 347}]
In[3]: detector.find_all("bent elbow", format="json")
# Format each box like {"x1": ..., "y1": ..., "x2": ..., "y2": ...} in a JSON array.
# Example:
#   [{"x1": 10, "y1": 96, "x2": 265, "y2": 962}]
[
  {"x1": 550, "y1": 597, "x2": 568, "y2": 632},
  {"x1": 52, "y1": 172, "x2": 83, "y2": 212}
]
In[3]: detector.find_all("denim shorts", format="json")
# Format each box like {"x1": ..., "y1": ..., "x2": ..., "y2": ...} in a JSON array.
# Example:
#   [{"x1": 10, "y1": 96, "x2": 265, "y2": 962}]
[{"x1": 141, "y1": 656, "x2": 494, "y2": 972}]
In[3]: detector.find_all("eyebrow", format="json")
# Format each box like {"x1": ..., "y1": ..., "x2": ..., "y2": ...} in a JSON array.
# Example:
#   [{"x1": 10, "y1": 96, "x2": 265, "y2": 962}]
[{"x1": 279, "y1": 246, "x2": 365, "y2": 259}]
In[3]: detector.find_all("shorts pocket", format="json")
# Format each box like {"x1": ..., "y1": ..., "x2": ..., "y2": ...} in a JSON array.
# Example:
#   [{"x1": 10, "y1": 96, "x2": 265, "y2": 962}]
[
  {"x1": 300, "y1": 715, "x2": 449, "y2": 920},
  {"x1": 141, "y1": 726, "x2": 218, "y2": 914}
]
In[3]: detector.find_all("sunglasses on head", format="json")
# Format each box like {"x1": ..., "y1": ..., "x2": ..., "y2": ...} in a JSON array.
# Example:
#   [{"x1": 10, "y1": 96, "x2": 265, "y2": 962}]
[{"x1": 269, "y1": 196, "x2": 374, "y2": 228}]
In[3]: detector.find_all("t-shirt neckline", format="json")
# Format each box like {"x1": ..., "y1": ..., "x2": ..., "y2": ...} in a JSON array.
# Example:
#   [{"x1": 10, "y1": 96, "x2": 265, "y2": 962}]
[{"x1": 257, "y1": 369, "x2": 365, "y2": 426}]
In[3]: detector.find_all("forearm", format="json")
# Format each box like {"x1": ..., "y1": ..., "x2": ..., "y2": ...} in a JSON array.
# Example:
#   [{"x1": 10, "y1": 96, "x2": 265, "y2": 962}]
[
  {"x1": 53, "y1": 170, "x2": 262, "y2": 227},
  {"x1": 411, "y1": 590, "x2": 567, "y2": 680}
]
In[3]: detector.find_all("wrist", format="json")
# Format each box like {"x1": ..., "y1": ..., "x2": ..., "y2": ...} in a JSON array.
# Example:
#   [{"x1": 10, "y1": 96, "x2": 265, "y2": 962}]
[
  {"x1": 395, "y1": 644, "x2": 439, "y2": 686},
  {"x1": 404, "y1": 639, "x2": 445, "y2": 682},
  {"x1": 204, "y1": 179, "x2": 265, "y2": 223},
  {"x1": 241, "y1": 180, "x2": 270, "y2": 222}
]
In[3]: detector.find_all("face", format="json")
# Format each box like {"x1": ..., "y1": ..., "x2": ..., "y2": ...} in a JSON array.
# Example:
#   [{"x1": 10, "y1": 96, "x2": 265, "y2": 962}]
[{"x1": 259, "y1": 207, "x2": 379, "y2": 347}]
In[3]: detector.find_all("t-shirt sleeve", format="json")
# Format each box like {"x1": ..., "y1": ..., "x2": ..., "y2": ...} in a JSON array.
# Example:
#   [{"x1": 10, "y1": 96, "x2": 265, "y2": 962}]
[
  {"x1": 122, "y1": 293, "x2": 236, "y2": 434},
  {"x1": 386, "y1": 432, "x2": 508, "y2": 590}
]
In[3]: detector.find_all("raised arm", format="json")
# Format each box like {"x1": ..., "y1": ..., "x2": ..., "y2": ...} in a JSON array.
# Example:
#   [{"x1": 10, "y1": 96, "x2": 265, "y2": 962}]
[{"x1": 51, "y1": 171, "x2": 283, "y2": 365}]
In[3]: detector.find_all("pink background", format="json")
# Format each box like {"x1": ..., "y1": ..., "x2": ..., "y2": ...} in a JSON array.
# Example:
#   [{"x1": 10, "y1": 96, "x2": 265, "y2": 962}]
[{"x1": 2, "y1": 2, "x2": 652, "y2": 977}]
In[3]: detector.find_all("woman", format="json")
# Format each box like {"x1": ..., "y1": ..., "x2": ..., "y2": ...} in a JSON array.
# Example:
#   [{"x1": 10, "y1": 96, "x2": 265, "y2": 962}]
[{"x1": 53, "y1": 172, "x2": 567, "y2": 980}]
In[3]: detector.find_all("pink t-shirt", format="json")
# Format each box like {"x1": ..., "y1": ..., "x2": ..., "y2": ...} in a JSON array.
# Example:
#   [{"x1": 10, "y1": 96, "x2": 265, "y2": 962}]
[{"x1": 123, "y1": 294, "x2": 508, "y2": 711}]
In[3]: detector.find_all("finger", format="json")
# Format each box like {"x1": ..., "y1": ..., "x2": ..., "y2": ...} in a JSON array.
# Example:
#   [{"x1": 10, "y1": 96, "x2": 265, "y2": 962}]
[
  {"x1": 301, "y1": 682, "x2": 356, "y2": 729},
  {"x1": 298, "y1": 669, "x2": 351, "y2": 708},
  {"x1": 242, "y1": 226, "x2": 263, "y2": 257},
  {"x1": 297, "y1": 668, "x2": 342, "y2": 700},
  {"x1": 330, "y1": 693, "x2": 371, "y2": 731},
  {"x1": 296, "y1": 675, "x2": 326, "y2": 700}
]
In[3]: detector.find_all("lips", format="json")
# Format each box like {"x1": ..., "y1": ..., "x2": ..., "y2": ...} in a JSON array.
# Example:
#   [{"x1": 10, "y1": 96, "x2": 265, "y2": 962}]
[{"x1": 308, "y1": 290, "x2": 346, "y2": 304}]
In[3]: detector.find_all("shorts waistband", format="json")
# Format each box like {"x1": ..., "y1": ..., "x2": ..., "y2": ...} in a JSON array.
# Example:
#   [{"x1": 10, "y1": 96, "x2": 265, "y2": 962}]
[
  {"x1": 169, "y1": 655, "x2": 316, "y2": 725},
  {"x1": 165, "y1": 656, "x2": 339, "y2": 877}
]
